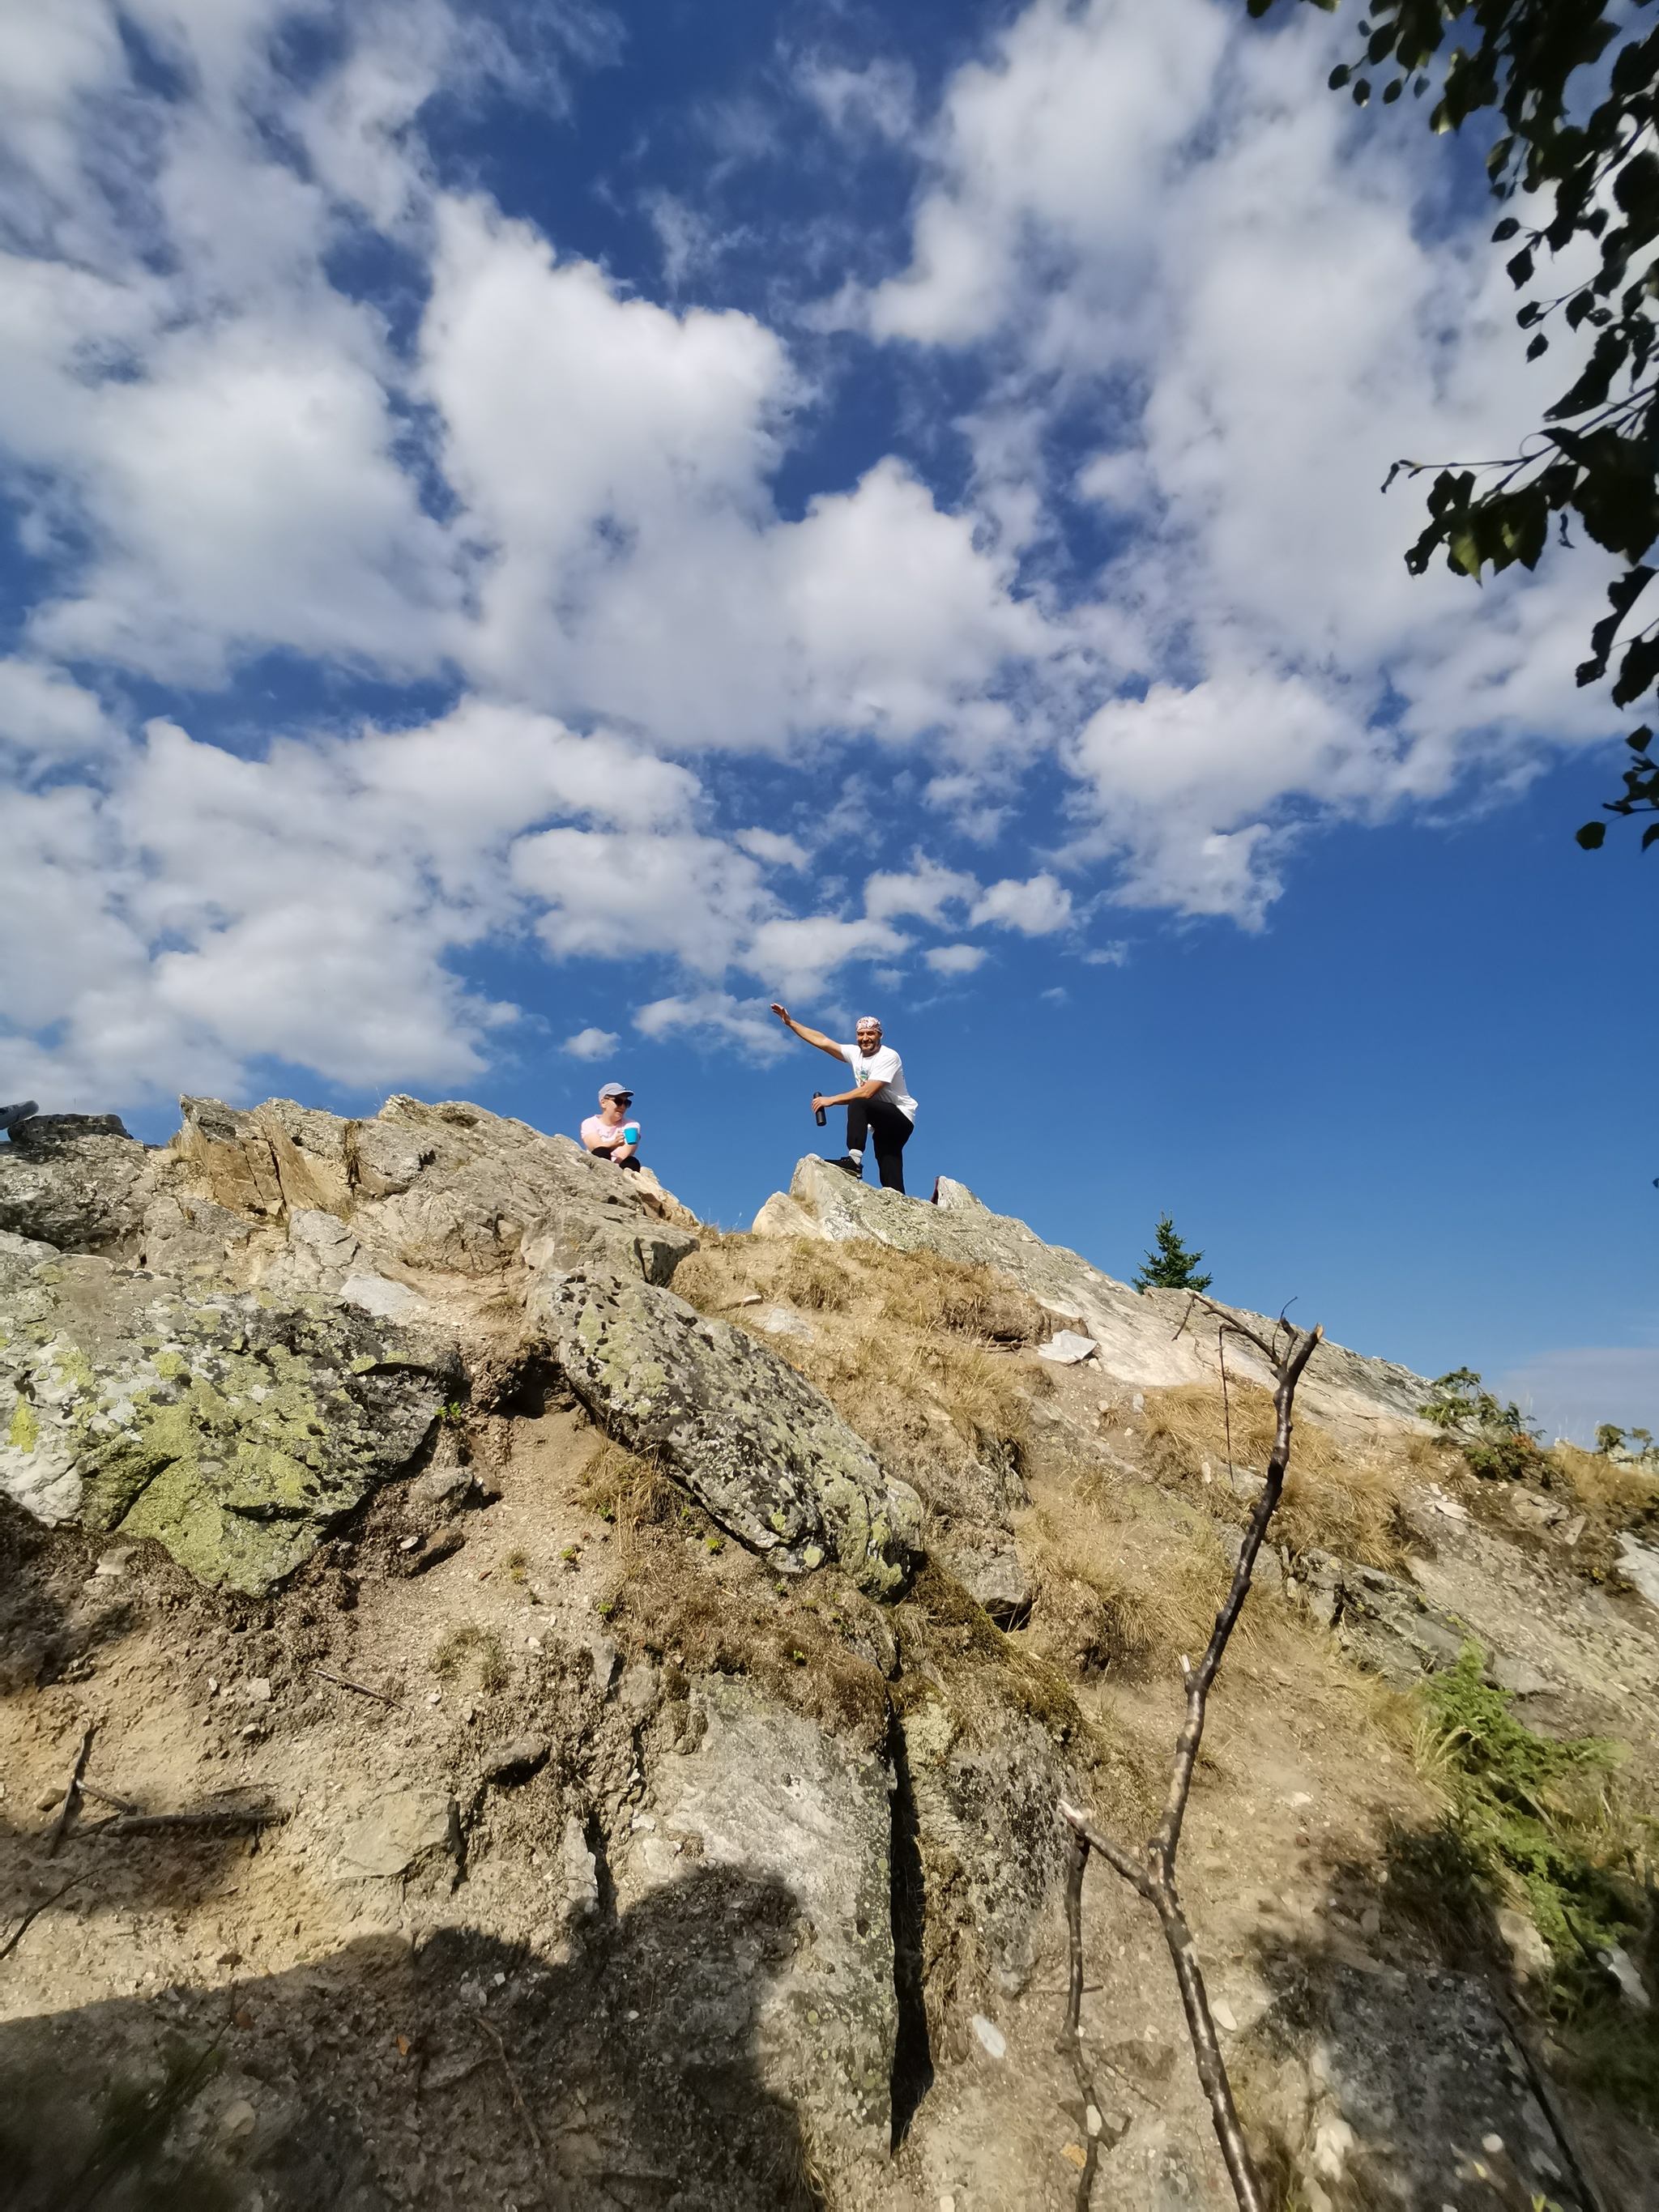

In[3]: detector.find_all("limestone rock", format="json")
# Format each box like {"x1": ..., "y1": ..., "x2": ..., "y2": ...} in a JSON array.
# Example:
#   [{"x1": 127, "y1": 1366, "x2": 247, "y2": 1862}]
[
  {"x1": 337, "y1": 1786, "x2": 455, "y2": 1877},
  {"x1": 171, "y1": 1092, "x2": 699, "y2": 1289},
  {"x1": 1038, "y1": 1329, "x2": 1098, "y2": 1366},
  {"x1": 633, "y1": 1676, "x2": 897, "y2": 2158},
  {"x1": 531, "y1": 1267, "x2": 922, "y2": 1597},
  {"x1": 0, "y1": 1115, "x2": 158, "y2": 1255},
  {"x1": 0, "y1": 1229, "x2": 460, "y2": 1592},
  {"x1": 761, "y1": 1156, "x2": 1434, "y2": 1441}
]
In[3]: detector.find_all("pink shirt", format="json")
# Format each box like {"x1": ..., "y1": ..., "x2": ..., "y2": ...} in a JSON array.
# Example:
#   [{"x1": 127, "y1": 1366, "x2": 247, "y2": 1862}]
[{"x1": 581, "y1": 1113, "x2": 639, "y2": 1153}]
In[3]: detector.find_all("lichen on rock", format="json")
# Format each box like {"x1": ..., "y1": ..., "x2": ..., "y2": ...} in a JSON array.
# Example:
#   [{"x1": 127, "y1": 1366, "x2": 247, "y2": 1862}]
[
  {"x1": 531, "y1": 1265, "x2": 923, "y2": 1598},
  {"x1": 0, "y1": 1229, "x2": 459, "y2": 1593}
]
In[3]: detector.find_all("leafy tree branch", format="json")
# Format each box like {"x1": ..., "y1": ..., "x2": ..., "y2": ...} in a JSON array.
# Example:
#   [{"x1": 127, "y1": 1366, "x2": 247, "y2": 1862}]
[{"x1": 1252, "y1": 0, "x2": 1659, "y2": 848}]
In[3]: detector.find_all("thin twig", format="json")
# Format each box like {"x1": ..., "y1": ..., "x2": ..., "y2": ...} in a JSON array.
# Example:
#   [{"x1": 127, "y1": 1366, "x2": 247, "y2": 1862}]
[
  {"x1": 1061, "y1": 1829, "x2": 1104, "y2": 2209},
  {"x1": 1059, "y1": 1310, "x2": 1324, "y2": 2212},
  {"x1": 79, "y1": 1782, "x2": 139, "y2": 1815},
  {"x1": 314, "y1": 1665, "x2": 401, "y2": 1707},
  {"x1": 0, "y1": 1875, "x2": 86, "y2": 1961},
  {"x1": 46, "y1": 1726, "x2": 96, "y2": 1857},
  {"x1": 471, "y1": 2010, "x2": 548, "y2": 2201},
  {"x1": 1218, "y1": 1328, "x2": 1235, "y2": 1490}
]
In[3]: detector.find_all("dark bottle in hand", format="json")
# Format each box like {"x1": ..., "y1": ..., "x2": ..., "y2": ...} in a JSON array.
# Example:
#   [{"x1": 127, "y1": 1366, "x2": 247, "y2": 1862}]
[{"x1": 815, "y1": 1103, "x2": 827, "y2": 1127}]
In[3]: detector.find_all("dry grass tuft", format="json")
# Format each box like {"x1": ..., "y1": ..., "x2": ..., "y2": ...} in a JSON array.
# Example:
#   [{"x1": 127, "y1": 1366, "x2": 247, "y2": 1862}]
[
  {"x1": 1141, "y1": 1379, "x2": 1416, "y2": 1569},
  {"x1": 1552, "y1": 1438, "x2": 1659, "y2": 1528},
  {"x1": 1023, "y1": 1464, "x2": 1235, "y2": 1681},
  {"x1": 430, "y1": 1621, "x2": 510, "y2": 1693},
  {"x1": 668, "y1": 1232, "x2": 1051, "y2": 1502}
]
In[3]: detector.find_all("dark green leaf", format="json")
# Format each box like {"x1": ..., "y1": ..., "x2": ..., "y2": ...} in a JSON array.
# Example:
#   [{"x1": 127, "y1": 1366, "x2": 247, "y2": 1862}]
[
  {"x1": 1353, "y1": 77, "x2": 1372, "y2": 105},
  {"x1": 1629, "y1": 727, "x2": 1654, "y2": 754},
  {"x1": 1612, "y1": 629, "x2": 1659, "y2": 706},
  {"x1": 1527, "y1": 332, "x2": 1549, "y2": 358},
  {"x1": 1383, "y1": 77, "x2": 1404, "y2": 103},
  {"x1": 1576, "y1": 820, "x2": 1608, "y2": 848},
  {"x1": 1507, "y1": 246, "x2": 1534, "y2": 286},
  {"x1": 1492, "y1": 218, "x2": 1521, "y2": 242},
  {"x1": 1328, "y1": 63, "x2": 1352, "y2": 90},
  {"x1": 1643, "y1": 821, "x2": 1659, "y2": 848}
]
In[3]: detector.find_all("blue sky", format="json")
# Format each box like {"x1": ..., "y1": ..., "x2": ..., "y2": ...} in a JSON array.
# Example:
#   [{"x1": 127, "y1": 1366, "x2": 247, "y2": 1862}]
[{"x1": 3, "y1": 0, "x2": 1654, "y2": 1438}]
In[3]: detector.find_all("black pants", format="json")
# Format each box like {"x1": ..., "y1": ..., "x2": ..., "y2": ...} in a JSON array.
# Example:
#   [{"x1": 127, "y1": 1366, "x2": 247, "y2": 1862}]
[{"x1": 847, "y1": 1100, "x2": 912, "y2": 1193}]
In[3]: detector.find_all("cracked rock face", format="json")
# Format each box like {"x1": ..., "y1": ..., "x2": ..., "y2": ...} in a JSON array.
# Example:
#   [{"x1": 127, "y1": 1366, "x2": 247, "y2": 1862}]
[
  {"x1": 0, "y1": 1116, "x2": 159, "y2": 1255},
  {"x1": 531, "y1": 1267, "x2": 923, "y2": 1598},
  {"x1": 0, "y1": 1230, "x2": 459, "y2": 1592}
]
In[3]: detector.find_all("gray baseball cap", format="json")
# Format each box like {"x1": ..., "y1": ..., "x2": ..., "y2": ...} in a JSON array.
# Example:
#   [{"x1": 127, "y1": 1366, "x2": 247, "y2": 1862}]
[{"x1": 597, "y1": 1082, "x2": 633, "y2": 1102}]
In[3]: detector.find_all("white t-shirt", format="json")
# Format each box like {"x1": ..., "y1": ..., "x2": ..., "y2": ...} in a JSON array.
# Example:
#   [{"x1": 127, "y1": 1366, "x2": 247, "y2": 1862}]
[{"x1": 839, "y1": 1042, "x2": 917, "y2": 1123}]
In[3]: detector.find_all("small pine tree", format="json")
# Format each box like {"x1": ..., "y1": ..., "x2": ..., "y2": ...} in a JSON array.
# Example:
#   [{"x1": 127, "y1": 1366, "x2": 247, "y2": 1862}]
[{"x1": 1133, "y1": 1213, "x2": 1212, "y2": 1294}]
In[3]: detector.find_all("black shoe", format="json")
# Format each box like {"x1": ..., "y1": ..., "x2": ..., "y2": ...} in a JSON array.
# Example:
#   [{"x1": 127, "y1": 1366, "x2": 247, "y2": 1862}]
[{"x1": 825, "y1": 1155, "x2": 863, "y2": 1177}]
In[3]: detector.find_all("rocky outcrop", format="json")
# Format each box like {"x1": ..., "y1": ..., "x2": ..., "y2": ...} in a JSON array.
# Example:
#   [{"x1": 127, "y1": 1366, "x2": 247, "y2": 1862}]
[
  {"x1": 173, "y1": 1093, "x2": 699, "y2": 1292},
  {"x1": 531, "y1": 1266, "x2": 923, "y2": 1597},
  {"x1": 1284, "y1": 1545, "x2": 1471, "y2": 1688},
  {"x1": 756, "y1": 1157, "x2": 1434, "y2": 1441},
  {"x1": 0, "y1": 1115, "x2": 159, "y2": 1255},
  {"x1": 0, "y1": 1227, "x2": 459, "y2": 1592}
]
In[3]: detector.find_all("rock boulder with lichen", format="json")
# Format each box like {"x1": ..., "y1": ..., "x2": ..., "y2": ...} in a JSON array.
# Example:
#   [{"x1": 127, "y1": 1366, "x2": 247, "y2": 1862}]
[
  {"x1": 531, "y1": 1264, "x2": 923, "y2": 1598},
  {"x1": 0, "y1": 1228, "x2": 459, "y2": 1593}
]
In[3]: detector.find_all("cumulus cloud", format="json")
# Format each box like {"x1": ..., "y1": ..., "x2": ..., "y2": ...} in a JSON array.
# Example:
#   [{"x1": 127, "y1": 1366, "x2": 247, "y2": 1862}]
[
  {"x1": 633, "y1": 991, "x2": 792, "y2": 1060},
  {"x1": 562, "y1": 1026, "x2": 621, "y2": 1060},
  {"x1": 0, "y1": 0, "x2": 1631, "y2": 1102},
  {"x1": 924, "y1": 944, "x2": 987, "y2": 975},
  {"x1": 970, "y1": 874, "x2": 1073, "y2": 935},
  {"x1": 864, "y1": 859, "x2": 978, "y2": 924}
]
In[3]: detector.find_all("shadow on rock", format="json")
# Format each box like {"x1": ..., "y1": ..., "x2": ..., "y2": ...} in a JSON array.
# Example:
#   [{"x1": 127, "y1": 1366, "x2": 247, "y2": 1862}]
[{"x1": 0, "y1": 1865, "x2": 825, "y2": 2212}]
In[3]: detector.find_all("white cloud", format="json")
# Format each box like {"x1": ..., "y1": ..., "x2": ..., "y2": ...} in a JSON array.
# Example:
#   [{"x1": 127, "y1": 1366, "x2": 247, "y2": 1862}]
[
  {"x1": 736, "y1": 827, "x2": 809, "y2": 868},
  {"x1": 864, "y1": 858, "x2": 978, "y2": 924},
  {"x1": 0, "y1": 0, "x2": 1639, "y2": 1110},
  {"x1": 562, "y1": 1026, "x2": 620, "y2": 1060},
  {"x1": 925, "y1": 943, "x2": 987, "y2": 975},
  {"x1": 633, "y1": 991, "x2": 792, "y2": 1061},
  {"x1": 970, "y1": 873, "x2": 1073, "y2": 934},
  {"x1": 0, "y1": 658, "x2": 116, "y2": 769}
]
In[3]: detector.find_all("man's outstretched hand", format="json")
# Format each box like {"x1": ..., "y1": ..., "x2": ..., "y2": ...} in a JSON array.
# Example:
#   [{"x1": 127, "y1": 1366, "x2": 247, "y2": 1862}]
[{"x1": 770, "y1": 1003, "x2": 789, "y2": 1022}]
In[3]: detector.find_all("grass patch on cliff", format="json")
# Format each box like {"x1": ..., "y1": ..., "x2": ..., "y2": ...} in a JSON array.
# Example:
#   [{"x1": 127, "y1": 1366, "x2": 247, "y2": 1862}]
[
  {"x1": 1413, "y1": 1645, "x2": 1659, "y2": 2119},
  {"x1": 1141, "y1": 1379, "x2": 1415, "y2": 1570},
  {"x1": 1022, "y1": 1464, "x2": 1236, "y2": 1681},
  {"x1": 670, "y1": 1234, "x2": 1049, "y2": 1500}
]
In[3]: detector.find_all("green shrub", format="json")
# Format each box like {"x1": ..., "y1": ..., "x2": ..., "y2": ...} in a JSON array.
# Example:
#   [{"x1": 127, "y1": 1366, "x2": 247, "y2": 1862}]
[
  {"x1": 1418, "y1": 1646, "x2": 1657, "y2": 2118},
  {"x1": 1132, "y1": 1213, "x2": 1212, "y2": 1294}
]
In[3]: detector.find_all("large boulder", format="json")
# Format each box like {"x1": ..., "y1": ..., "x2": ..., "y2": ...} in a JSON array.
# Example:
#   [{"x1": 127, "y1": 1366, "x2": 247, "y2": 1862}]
[
  {"x1": 0, "y1": 1229, "x2": 459, "y2": 1592},
  {"x1": 755, "y1": 1157, "x2": 1433, "y2": 1440},
  {"x1": 0, "y1": 1115, "x2": 159, "y2": 1255},
  {"x1": 531, "y1": 1267, "x2": 923, "y2": 1598},
  {"x1": 170, "y1": 1093, "x2": 699, "y2": 1291}
]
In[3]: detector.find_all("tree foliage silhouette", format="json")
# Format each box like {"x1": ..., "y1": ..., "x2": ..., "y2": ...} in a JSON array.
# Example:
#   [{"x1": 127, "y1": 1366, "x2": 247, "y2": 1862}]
[{"x1": 1252, "y1": 0, "x2": 1659, "y2": 850}]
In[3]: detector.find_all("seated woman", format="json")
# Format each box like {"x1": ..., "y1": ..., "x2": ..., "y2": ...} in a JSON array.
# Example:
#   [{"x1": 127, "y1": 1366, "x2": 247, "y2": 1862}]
[{"x1": 580, "y1": 1082, "x2": 642, "y2": 1171}]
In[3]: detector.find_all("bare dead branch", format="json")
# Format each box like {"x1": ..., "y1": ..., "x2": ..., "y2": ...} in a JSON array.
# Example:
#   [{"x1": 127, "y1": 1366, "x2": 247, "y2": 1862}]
[
  {"x1": 45, "y1": 1726, "x2": 96, "y2": 1857},
  {"x1": 313, "y1": 1665, "x2": 401, "y2": 1707},
  {"x1": 92, "y1": 1807, "x2": 286, "y2": 1839},
  {"x1": 1057, "y1": 1314, "x2": 1324, "y2": 2212}
]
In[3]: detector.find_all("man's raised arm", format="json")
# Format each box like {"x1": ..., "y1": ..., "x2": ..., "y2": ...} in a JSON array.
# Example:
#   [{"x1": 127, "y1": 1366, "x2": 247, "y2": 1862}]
[{"x1": 770, "y1": 1004, "x2": 845, "y2": 1060}]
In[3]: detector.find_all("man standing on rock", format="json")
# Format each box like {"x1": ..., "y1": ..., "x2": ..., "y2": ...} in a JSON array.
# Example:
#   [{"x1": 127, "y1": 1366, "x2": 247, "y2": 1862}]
[{"x1": 769, "y1": 1005, "x2": 918, "y2": 1195}]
